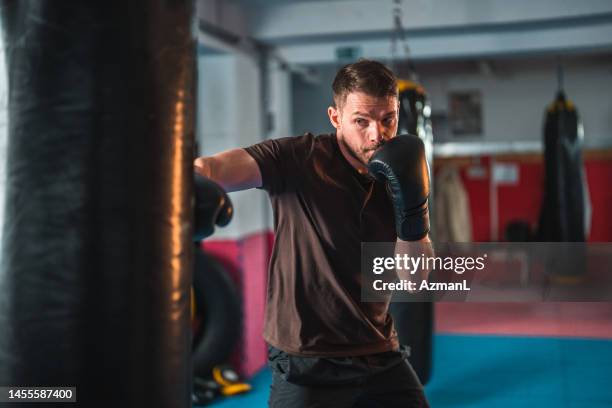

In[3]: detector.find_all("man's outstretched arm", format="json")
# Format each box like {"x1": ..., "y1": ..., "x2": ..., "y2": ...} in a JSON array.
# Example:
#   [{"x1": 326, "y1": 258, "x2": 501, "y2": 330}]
[
  {"x1": 194, "y1": 148, "x2": 262, "y2": 193},
  {"x1": 192, "y1": 148, "x2": 261, "y2": 240}
]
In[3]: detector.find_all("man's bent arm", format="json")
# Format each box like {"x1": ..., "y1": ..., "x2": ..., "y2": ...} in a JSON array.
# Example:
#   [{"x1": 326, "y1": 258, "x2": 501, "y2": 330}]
[{"x1": 194, "y1": 148, "x2": 262, "y2": 192}]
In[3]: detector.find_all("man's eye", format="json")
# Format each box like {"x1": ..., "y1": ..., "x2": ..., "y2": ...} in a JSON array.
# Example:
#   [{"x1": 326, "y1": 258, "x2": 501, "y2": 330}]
[
  {"x1": 356, "y1": 119, "x2": 368, "y2": 126},
  {"x1": 383, "y1": 117, "x2": 395, "y2": 127}
]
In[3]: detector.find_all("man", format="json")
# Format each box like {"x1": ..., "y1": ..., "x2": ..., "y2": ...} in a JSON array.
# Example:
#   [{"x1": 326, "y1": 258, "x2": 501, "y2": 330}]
[{"x1": 195, "y1": 59, "x2": 430, "y2": 407}]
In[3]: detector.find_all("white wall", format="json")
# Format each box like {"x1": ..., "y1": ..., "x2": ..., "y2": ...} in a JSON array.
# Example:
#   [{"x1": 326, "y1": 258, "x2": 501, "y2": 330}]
[
  {"x1": 197, "y1": 52, "x2": 271, "y2": 238},
  {"x1": 267, "y1": 59, "x2": 293, "y2": 141},
  {"x1": 291, "y1": 64, "x2": 336, "y2": 136},
  {"x1": 420, "y1": 59, "x2": 612, "y2": 146},
  {"x1": 291, "y1": 57, "x2": 612, "y2": 149}
]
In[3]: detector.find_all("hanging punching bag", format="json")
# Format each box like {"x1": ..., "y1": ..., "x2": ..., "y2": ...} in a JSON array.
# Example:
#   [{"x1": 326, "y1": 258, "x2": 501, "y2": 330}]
[
  {"x1": 538, "y1": 91, "x2": 588, "y2": 242},
  {"x1": 537, "y1": 91, "x2": 589, "y2": 282},
  {"x1": 398, "y1": 79, "x2": 427, "y2": 136},
  {"x1": 391, "y1": 78, "x2": 434, "y2": 385},
  {"x1": 0, "y1": 2, "x2": 195, "y2": 407},
  {"x1": 397, "y1": 78, "x2": 434, "y2": 198}
]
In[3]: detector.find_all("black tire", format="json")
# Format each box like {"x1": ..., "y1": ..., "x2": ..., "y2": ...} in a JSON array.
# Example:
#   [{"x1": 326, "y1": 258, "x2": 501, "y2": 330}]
[{"x1": 192, "y1": 247, "x2": 243, "y2": 378}]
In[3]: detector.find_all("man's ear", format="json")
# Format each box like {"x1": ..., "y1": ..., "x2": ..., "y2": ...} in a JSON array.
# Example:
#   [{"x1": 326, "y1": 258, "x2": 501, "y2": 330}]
[{"x1": 328, "y1": 106, "x2": 341, "y2": 129}]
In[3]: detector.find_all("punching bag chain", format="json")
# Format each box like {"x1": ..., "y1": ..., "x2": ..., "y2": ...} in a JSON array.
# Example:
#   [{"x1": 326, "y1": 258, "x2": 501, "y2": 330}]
[{"x1": 390, "y1": 0, "x2": 414, "y2": 78}]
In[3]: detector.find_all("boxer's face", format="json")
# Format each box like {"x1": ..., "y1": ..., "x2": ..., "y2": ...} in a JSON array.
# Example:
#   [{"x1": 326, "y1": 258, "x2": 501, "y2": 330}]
[{"x1": 329, "y1": 92, "x2": 399, "y2": 171}]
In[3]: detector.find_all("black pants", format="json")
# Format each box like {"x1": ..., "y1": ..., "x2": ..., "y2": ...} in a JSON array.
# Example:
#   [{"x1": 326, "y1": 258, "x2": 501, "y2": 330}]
[{"x1": 267, "y1": 344, "x2": 429, "y2": 408}]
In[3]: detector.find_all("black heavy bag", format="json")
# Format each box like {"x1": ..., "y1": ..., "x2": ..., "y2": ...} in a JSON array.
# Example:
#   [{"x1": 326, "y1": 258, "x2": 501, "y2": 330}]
[
  {"x1": 392, "y1": 78, "x2": 434, "y2": 385},
  {"x1": 0, "y1": 2, "x2": 195, "y2": 407},
  {"x1": 397, "y1": 79, "x2": 431, "y2": 140},
  {"x1": 537, "y1": 91, "x2": 587, "y2": 280},
  {"x1": 538, "y1": 91, "x2": 587, "y2": 242},
  {"x1": 389, "y1": 301, "x2": 433, "y2": 385}
]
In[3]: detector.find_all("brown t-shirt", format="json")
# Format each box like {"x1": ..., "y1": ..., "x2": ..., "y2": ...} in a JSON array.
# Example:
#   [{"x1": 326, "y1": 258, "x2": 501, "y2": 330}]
[{"x1": 244, "y1": 133, "x2": 399, "y2": 357}]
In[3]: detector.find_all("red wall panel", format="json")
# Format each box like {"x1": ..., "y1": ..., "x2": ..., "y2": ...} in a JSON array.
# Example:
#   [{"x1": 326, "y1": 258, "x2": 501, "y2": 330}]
[{"x1": 440, "y1": 153, "x2": 612, "y2": 242}]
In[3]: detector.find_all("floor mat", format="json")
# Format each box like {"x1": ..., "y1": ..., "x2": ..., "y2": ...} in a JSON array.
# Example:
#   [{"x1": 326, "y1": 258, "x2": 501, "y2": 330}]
[{"x1": 207, "y1": 334, "x2": 612, "y2": 408}]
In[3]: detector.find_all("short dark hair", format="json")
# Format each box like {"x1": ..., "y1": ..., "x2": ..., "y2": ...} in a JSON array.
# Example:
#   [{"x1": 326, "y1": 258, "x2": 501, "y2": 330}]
[{"x1": 332, "y1": 59, "x2": 398, "y2": 108}]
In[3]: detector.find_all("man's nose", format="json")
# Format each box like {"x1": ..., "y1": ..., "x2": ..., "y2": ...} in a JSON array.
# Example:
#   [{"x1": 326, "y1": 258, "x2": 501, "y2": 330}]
[
  {"x1": 370, "y1": 122, "x2": 387, "y2": 143},
  {"x1": 368, "y1": 122, "x2": 386, "y2": 143}
]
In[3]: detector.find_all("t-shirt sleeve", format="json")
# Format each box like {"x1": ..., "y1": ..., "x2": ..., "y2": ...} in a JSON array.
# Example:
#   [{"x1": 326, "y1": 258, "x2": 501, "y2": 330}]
[{"x1": 243, "y1": 135, "x2": 309, "y2": 195}]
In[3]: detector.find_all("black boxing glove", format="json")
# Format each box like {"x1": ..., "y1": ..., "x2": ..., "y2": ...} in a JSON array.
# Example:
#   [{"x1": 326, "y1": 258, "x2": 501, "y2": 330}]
[
  {"x1": 367, "y1": 134, "x2": 430, "y2": 241},
  {"x1": 194, "y1": 173, "x2": 233, "y2": 241}
]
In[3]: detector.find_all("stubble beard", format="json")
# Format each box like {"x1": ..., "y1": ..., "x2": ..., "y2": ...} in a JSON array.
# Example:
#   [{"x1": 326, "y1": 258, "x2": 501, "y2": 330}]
[{"x1": 340, "y1": 137, "x2": 369, "y2": 167}]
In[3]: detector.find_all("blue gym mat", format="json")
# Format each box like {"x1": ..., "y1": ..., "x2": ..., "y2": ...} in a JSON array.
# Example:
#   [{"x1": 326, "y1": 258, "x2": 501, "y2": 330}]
[{"x1": 207, "y1": 334, "x2": 612, "y2": 408}]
